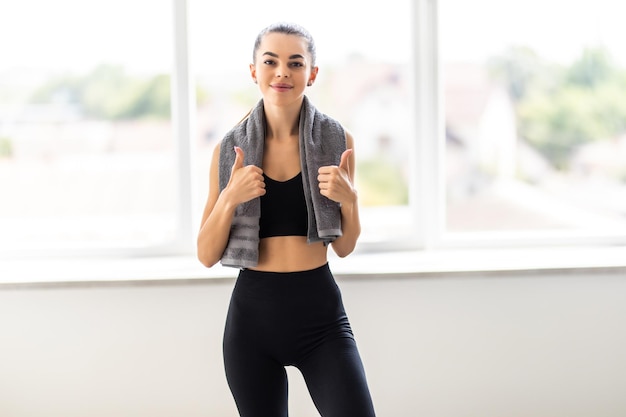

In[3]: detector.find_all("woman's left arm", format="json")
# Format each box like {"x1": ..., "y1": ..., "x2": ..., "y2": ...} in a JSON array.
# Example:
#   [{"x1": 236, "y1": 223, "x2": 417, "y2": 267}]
[{"x1": 317, "y1": 131, "x2": 361, "y2": 257}]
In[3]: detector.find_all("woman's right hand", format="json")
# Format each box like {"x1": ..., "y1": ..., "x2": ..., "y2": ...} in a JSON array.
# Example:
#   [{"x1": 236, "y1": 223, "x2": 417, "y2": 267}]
[
  {"x1": 224, "y1": 146, "x2": 266, "y2": 205},
  {"x1": 197, "y1": 145, "x2": 265, "y2": 268}
]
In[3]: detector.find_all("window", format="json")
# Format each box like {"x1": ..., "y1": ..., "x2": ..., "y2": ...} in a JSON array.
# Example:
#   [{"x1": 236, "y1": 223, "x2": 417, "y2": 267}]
[
  {"x1": 440, "y1": 0, "x2": 626, "y2": 245},
  {"x1": 0, "y1": 0, "x2": 178, "y2": 256},
  {"x1": 2, "y1": 0, "x2": 624, "y2": 263},
  {"x1": 189, "y1": 0, "x2": 415, "y2": 248}
]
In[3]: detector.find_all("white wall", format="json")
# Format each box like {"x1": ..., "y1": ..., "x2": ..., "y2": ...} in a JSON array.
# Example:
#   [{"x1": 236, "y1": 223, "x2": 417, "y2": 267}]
[{"x1": 1, "y1": 268, "x2": 626, "y2": 417}]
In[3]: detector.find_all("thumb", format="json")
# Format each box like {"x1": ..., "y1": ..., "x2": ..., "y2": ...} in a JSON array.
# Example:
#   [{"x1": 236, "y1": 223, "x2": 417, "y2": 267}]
[
  {"x1": 339, "y1": 148, "x2": 352, "y2": 173},
  {"x1": 231, "y1": 146, "x2": 245, "y2": 172}
]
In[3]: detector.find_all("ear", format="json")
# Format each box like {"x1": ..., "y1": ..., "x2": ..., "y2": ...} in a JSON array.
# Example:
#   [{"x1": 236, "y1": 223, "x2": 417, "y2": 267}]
[
  {"x1": 249, "y1": 63, "x2": 257, "y2": 83},
  {"x1": 308, "y1": 66, "x2": 319, "y2": 85}
]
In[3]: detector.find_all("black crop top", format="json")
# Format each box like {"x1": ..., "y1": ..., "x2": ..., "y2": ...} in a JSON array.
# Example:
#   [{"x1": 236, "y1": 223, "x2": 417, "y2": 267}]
[{"x1": 259, "y1": 172, "x2": 308, "y2": 238}]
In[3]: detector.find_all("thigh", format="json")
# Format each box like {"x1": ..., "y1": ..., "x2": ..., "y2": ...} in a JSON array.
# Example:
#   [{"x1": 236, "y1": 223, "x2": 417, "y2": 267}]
[
  {"x1": 224, "y1": 342, "x2": 288, "y2": 417},
  {"x1": 299, "y1": 337, "x2": 376, "y2": 417},
  {"x1": 223, "y1": 281, "x2": 289, "y2": 417}
]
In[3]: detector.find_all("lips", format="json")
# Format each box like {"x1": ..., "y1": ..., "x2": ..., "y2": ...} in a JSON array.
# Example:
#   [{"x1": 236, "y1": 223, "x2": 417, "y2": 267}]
[{"x1": 271, "y1": 83, "x2": 293, "y2": 91}]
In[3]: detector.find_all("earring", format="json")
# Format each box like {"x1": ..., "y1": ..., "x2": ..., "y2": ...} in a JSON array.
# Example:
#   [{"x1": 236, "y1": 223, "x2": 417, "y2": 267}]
[{"x1": 307, "y1": 81, "x2": 313, "y2": 86}]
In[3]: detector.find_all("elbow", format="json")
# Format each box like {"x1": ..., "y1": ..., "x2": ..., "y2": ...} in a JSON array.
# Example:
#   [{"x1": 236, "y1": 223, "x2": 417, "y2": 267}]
[
  {"x1": 197, "y1": 255, "x2": 217, "y2": 268},
  {"x1": 196, "y1": 241, "x2": 220, "y2": 268},
  {"x1": 335, "y1": 249, "x2": 353, "y2": 258},
  {"x1": 197, "y1": 254, "x2": 220, "y2": 269},
  {"x1": 333, "y1": 227, "x2": 360, "y2": 258},
  {"x1": 332, "y1": 240, "x2": 357, "y2": 258},
  {"x1": 196, "y1": 251, "x2": 216, "y2": 268}
]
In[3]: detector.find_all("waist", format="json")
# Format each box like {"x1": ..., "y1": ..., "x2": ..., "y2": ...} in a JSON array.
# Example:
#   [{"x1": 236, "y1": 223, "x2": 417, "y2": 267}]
[
  {"x1": 236, "y1": 262, "x2": 338, "y2": 303},
  {"x1": 251, "y1": 236, "x2": 328, "y2": 272}
]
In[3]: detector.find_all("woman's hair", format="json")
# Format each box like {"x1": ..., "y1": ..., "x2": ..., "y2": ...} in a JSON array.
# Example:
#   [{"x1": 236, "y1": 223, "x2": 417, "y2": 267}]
[{"x1": 252, "y1": 22, "x2": 317, "y2": 66}]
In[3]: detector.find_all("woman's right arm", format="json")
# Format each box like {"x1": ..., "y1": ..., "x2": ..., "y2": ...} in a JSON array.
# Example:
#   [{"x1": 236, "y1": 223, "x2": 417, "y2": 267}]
[{"x1": 196, "y1": 144, "x2": 265, "y2": 267}]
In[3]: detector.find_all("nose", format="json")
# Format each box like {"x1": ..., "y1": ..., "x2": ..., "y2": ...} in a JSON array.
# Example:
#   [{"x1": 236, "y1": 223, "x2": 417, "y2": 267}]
[{"x1": 275, "y1": 63, "x2": 290, "y2": 78}]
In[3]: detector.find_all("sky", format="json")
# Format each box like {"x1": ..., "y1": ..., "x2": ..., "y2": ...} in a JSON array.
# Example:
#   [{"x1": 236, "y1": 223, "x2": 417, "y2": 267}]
[
  {"x1": 1, "y1": 0, "x2": 625, "y2": 77},
  {"x1": 0, "y1": 0, "x2": 412, "y2": 76},
  {"x1": 440, "y1": 0, "x2": 626, "y2": 65}
]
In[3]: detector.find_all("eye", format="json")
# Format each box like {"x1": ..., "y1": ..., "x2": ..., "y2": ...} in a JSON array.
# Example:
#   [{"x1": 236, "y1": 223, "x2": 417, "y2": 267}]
[
  {"x1": 263, "y1": 59, "x2": 276, "y2": 65},
  {"x1": 289, "y1": 62, "x2": 304, "y2": 68}
]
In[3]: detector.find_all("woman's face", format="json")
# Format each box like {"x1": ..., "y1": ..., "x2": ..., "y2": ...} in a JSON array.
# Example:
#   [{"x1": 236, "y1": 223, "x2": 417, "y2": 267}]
[{"x1": 250, "y1": 32, "x2": 318, "y2": 106}]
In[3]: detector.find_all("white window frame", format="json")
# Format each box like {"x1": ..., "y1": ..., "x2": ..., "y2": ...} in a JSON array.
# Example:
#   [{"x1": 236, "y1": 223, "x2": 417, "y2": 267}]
[
  {"x1": 410, "y1": 0, "x2": 445, "y2": 250},
  {"x1": 170, "y1": 0, "x2": 197, "y2": 256},
  {"x1": 421, "y1": 0, "x2": 626, "y2": 250},
  {"x1": 4, "y1": 0, "x2": 626, "y2": 262},
  {"x1": 0, "y1": 0, "x2": 196, "y2": 260}
]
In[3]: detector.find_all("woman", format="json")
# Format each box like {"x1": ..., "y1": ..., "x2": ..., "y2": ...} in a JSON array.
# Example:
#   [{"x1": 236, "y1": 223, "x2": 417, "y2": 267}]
[{"x1": 197, "y1": 22, "x2": 376, "y2": 417}]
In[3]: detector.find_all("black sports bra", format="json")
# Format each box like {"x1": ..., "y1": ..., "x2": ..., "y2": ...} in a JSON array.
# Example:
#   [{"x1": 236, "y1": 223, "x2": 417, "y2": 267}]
[{"x1": 259, "y1": 172, "x2": 308, "y2": 239}]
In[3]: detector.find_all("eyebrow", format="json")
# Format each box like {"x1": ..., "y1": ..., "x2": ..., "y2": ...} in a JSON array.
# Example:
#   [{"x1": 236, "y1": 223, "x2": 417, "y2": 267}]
[{"x1": 262, "y1": 51, "x2": 305, "y2": 60}]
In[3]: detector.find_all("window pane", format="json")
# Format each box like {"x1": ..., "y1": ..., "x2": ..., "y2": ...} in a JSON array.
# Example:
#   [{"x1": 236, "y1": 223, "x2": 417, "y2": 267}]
[
  {"x1": 441, "y1": 0, "x2": 626, "y2": 237},
  {"x1": 0, "y1": 0, "x2": 176, "y2": 252},
  {"x1": 190, "y1": 0, "x2": 413, "y2": 243}
]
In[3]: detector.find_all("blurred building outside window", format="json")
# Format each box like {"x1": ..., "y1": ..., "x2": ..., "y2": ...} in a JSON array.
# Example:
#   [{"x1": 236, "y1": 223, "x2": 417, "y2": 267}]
[
  {"x1": 441, "y1": 0, "x2": 626, "y2": 244},
  {"x1": 0, "y1": 0, "x2": 178, "y2": 255},
  {"x1": 2, "y1": 0, "x2": 625, "y2": 262},
  {"x1": 189, "y1": 0, "x2": 414, "y2": 248},
  {"x1": 0, "y1": 0, "x2": 414, "y2": 258}
]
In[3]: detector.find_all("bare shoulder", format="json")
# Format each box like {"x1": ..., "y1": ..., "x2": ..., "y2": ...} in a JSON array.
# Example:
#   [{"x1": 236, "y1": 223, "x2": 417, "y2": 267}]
[
  {"x1": 210, "y1": 141, "x2": 222, "y2": 170},
  {"x1": 212, "y1": 141, "x2": 221, "y2": 159},
  {"x1": 344, "y1": 128, "x2": 355, "y2": 150},
  {"x1": 206, "y1": 142, "x2": 222, "y2": 189}
]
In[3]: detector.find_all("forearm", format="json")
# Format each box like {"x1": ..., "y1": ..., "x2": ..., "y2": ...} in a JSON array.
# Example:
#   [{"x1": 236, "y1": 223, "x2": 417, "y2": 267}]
[
  {"x1": 197, "y1": 191, "x2": 238, "y2": 267},
  {"x1": 331, "y1": 197, "x2": 361, "y2": 258}
]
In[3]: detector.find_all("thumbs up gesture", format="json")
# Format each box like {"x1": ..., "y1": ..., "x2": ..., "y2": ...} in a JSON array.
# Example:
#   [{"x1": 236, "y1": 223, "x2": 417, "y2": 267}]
[
  {"x1": 226, "y1": 146, "x2": 266, "y2": 205},
  {"x1": 317, "y1": 149, "x2": 356, "y2": 205}
]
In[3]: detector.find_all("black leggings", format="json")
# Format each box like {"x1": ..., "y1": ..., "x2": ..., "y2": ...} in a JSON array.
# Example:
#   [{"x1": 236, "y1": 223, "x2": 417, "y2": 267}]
[{"x1": 223, "y1": 263, "x2": 376, "y2": 417}]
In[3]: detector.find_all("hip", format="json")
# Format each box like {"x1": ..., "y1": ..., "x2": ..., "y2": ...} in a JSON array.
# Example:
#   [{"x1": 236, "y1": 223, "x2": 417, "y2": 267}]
[{"x1": 229, "y1": 263, "x2": 347, "y2": 326}]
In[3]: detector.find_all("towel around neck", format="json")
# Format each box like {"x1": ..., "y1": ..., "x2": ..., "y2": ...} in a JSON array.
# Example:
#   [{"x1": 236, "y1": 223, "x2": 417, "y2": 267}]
[{"x1": 217, "y1": 96, "x2": 346, "y2": 269}]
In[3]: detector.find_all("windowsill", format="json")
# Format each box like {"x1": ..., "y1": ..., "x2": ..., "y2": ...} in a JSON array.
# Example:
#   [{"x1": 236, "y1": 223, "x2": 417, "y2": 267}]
[{"x1": 2, "y1": 245, "x2": 626, "y2": 287}]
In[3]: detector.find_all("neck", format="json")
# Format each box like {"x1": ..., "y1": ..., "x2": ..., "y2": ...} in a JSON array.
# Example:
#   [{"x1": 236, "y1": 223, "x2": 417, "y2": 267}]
[{"x1": 263, "y1": 98, "x2": 303, "y2": 140}]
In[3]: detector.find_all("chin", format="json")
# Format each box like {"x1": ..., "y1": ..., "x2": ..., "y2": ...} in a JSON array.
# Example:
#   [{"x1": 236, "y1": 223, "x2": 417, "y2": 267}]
[{"x1": 265, "y1": 93, "x2": 305, "y2": 106}]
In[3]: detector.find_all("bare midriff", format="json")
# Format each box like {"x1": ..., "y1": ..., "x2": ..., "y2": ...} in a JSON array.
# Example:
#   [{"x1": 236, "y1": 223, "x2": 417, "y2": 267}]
[{"x1": 251, "y1": 236, "x2": 328, "y2": 272}]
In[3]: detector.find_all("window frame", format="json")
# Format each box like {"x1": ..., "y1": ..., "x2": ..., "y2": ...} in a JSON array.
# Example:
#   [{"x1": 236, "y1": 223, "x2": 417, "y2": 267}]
[
  {"x1": 430, "y1": 0, "x2": 626, "y2": 250},
  {"x1": 183, "y1": 0, "x2": 626, "y2": 250},
  {"x1": 0, "y1": 0, "x2": 195, "y2": 260},
  {"x1": 3, "y1": 0, "x2": 626, "y2": 262},
  {"x1": 410, "y1": 0, "x2": 445, "y2": 250}
]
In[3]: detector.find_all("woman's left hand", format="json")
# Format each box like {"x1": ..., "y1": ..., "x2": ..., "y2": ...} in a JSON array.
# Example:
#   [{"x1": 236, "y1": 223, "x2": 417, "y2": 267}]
[{"x1": 317, "y1": 149, "x2": 357, "y2": 205}]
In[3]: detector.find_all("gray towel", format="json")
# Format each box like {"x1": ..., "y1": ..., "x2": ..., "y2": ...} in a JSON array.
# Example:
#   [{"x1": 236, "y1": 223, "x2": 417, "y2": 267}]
[{"x1": 218, "y1": 96, "x2": 346, "y2": 269}]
